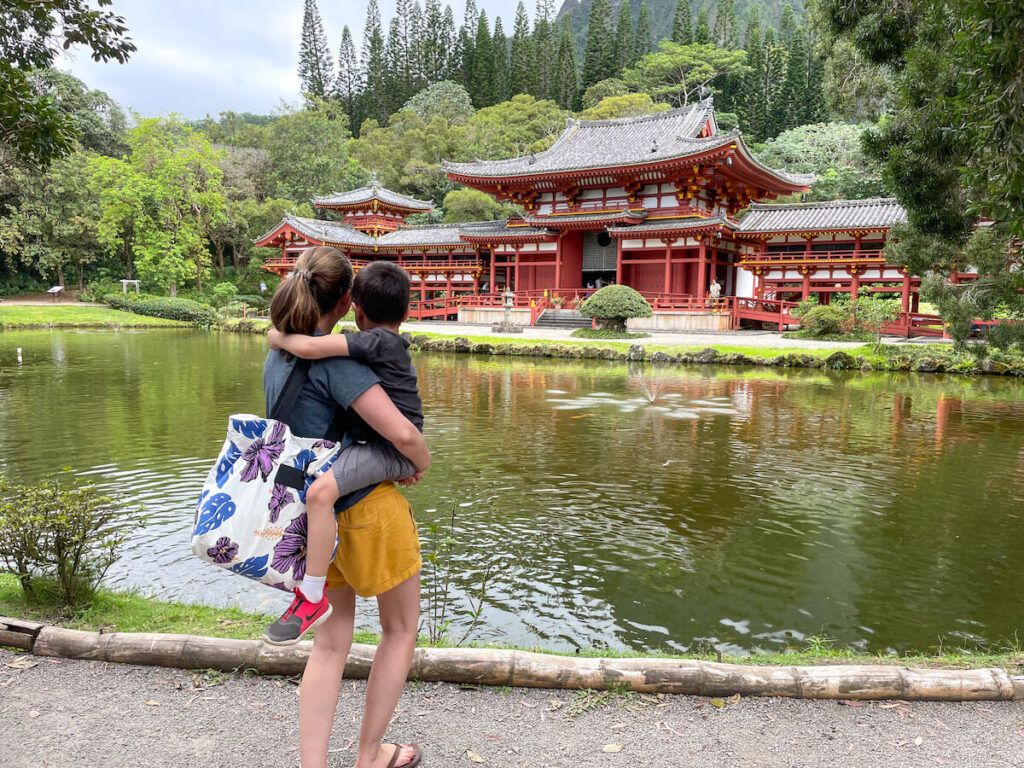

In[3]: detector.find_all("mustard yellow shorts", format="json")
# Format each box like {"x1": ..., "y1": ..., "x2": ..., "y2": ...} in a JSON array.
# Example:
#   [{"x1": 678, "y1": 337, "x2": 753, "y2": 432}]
[{"x1": 326, "y1": 482, "x2": 421, "y2": 598}]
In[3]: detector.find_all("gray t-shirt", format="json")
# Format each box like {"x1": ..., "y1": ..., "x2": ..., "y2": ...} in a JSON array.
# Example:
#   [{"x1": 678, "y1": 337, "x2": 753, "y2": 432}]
[
  {"x1": 345, "y1": 328, "x2": 424, "y2": 431},
  {"x1": 263, "y1": 350, "x2": 379, "y2": 443}
]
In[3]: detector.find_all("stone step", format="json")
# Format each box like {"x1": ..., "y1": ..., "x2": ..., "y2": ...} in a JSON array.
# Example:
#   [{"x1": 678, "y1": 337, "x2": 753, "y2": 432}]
[{"x1": 534, "y1": 309, "x2": 591, "y2": 329}]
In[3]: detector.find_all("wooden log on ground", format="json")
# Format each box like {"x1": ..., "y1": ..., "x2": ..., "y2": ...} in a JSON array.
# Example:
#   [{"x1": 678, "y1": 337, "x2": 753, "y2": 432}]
[
  {"x1": 0, "y1": 617, "x2": 44, "y2": 651},
  {"x1": 15, "y1": 621, "x2": 1021, "y2": 701}
]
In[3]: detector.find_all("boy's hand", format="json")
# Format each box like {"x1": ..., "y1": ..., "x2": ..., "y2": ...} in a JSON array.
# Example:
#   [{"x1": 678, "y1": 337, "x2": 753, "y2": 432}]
[
  {"x1": 398, "y1": 470, "x2": 424, "y2": 487},
  {"x1": 268, "y1": 328, "x2": 284, "y2": 350}
]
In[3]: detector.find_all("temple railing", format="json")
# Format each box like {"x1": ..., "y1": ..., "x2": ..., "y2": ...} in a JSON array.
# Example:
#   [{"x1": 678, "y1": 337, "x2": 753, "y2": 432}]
[
  {"x1": 739, "y1": 249, "x2": 888, "y2": 268},
  {"x1": 733, "y1": 297, "x2": 802, "y2": 332},
  {"x1": 640, "y1": 293, "x2": 734, "y2": 314}
]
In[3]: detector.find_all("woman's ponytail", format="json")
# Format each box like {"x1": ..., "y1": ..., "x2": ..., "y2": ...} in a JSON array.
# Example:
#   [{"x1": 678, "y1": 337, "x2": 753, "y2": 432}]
[{"x1": 269, "y1": 246, "x2": 354, "y2": 334}]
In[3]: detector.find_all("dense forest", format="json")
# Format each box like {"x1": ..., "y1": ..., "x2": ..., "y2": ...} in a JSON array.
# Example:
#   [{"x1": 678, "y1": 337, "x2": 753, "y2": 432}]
[{"x1": 1, "y1": 0, "x2": 1020, "y2": 342}]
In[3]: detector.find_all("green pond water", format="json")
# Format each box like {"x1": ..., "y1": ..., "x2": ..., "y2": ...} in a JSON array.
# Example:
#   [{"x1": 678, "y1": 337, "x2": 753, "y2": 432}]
[{"x1": 2, "y1": 329, "x2": 1023, "y2": 655}]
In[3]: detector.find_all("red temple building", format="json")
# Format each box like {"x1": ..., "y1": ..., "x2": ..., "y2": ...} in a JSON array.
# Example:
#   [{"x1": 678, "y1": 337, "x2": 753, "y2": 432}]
[{"x1": 257, "y1": 99, "x2": 931, "y2": 334}]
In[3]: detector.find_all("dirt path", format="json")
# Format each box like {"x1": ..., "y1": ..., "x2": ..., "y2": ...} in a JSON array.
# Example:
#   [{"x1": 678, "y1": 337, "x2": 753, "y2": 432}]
[{"x1": 2, "y1": 650, "x2": 1020, "y2": 767}]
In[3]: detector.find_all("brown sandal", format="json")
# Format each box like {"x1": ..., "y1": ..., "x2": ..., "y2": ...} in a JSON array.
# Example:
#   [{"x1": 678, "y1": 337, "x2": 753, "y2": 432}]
[{"x1": 384, "y1": 743, "x2": 422, "y2": 768}]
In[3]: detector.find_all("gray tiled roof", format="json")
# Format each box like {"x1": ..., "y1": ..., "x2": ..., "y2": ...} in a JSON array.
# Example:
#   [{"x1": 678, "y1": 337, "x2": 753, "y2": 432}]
[
  {"x1": 445, "y1": 100, "x2": 722, "y2": 177},
  {"x1": 607, "y1": 216, "x2": 728, "y2": 235},
  {"x1": 525, "y1": 208, "x2": 648, "y2": 226},
  {"x1": 314, "y1": 184, "x2": 433, "y2": 211},
  {"x1": 738, "y1": 198, "x2": 907, "y2": 233},
  {"x1": 459, "y1": 224, "x2": 554, "y2": 238},
  {"x1": 281, "y1": 214, "x2": 375, "y2": 246},
  {"x1": 376, "y1": 224, "x2": 467, "y2": 247}
]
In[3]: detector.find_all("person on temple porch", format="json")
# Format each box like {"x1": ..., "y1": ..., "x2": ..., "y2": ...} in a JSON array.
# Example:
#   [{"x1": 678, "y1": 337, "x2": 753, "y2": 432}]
[{"x1": 708, "y1": 277, "x2": 721, "y2": 307}]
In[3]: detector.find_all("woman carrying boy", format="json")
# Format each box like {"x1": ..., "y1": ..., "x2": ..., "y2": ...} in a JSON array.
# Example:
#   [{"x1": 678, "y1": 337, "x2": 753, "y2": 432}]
[{"x1": 264, "y1": 247, "x2": 425, "y2": 768}]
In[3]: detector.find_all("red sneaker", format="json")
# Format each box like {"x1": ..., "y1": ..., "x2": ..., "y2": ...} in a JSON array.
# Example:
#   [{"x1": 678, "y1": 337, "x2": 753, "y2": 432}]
[{"x1": 261, "y1": 589, "x2": 332, "y2": 646}]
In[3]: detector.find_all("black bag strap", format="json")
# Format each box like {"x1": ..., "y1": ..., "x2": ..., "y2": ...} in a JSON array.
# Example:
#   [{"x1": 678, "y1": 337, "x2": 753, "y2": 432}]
[{"x1": 269, "y1": 358, "x2": 312, "y2": 425}]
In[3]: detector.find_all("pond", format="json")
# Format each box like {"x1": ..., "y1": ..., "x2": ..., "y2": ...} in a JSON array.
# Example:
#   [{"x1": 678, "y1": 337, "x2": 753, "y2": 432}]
[{"x1": 2, "y1": 329, "x2": 1024, "y2": 656}]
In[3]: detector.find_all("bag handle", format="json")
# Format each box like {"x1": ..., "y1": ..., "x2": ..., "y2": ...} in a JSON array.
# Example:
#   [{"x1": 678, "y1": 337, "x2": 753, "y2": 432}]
[{"x1": 269, "y1": 358, "x2": 312, "y2": 425}]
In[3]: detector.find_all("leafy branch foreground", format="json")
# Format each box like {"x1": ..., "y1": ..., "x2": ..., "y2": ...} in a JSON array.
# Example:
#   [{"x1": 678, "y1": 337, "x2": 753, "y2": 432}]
[{"x1": 0, "y1": 476, "x2": 141, "y2": 607}]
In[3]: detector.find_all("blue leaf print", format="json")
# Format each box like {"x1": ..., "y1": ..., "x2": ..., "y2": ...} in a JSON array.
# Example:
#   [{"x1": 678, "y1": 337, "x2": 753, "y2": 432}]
[
  {"x1": 230, "y1": 554, "x2": 269, "y2": 579},
  {"x1": 193, "y1": 492, "x2": 237, "y2": 536},
  {"x1": 292, "y1": 449, "x2": 317, "y2": 471},
  {"x1": 231, "y1": 418, "x2": 267, "y2": 439},
  {"x1": 215, "y1": 442, "x2": 242, "y2": 488},
  {"x1": 194, "y1": 489, "x2": 210, "y2": 528}
]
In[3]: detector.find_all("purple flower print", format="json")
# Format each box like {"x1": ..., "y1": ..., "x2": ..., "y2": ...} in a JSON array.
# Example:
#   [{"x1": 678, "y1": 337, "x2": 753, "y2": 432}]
[
  {"x1": 268, "y1": 483, "x2": 293, "y2": 523},
  {"x1": 207, "y1": 536, "x2": 238, "y2": 564},
  {"x1": 272, "y1": 513, "x2": 307, "y2": 581},
  {"x1": 313, "y1": 439, "x2": 336, "y2": 451},
  {"x1": 240, "y1": 422, "x2": 286, "y2": 482}
]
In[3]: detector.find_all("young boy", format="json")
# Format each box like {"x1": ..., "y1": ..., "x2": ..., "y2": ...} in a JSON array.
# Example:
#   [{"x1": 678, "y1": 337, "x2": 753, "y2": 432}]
[{"x1": 262, "y1": 260, "x2": 427, "y2": 645}]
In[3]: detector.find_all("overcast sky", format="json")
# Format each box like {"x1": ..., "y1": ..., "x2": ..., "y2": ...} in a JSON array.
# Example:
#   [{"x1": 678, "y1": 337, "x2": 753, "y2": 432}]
[{"x1": 64, "y1": 0, "x2": 521, "y2": 120}]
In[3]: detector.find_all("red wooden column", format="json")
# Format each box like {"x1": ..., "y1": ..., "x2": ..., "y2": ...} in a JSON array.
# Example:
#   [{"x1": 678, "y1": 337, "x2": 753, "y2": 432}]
[
  {"x1": 615, "y1": 238, "x2": 623, "y2": 284},
  {"x1": 900, "y1": 271, "x2": 911, "y2": 313},
  {"x1": 801, "y1": 267, "x2": 811, "y2": 299},
  {"x1": 663, "y1": 240, "x2": 672, "y2": 294},
  {"x1": 513, "y1": 245, "x2": 521, "y2": 294},
  {"x1": 554, "y1": 234, "x2": 563, "y2": 289},
  {"x1": 488, "y1": 248, "x2": 496, "y2": 293},
  {"x1": 697, "y1": 239, "x2": 708, "y2": 300},
  {"x1": 849, "y1": 266, "x2": 861, "y2": 301}
]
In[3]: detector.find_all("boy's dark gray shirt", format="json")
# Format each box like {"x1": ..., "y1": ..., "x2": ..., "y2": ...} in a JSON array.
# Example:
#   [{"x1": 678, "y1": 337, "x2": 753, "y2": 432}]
[{"x1": 345, "y1": 328, "x2": 424, "y2": 431}]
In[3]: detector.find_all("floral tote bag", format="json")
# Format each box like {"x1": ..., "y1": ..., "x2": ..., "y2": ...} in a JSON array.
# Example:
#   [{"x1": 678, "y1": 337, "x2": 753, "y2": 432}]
[{"x1": 191, "y1": 360, "x2": 341, "y2": 591}]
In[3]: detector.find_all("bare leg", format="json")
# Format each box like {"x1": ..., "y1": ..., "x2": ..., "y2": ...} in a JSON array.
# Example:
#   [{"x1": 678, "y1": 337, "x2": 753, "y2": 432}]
[
  {"x1": 299, "y1": 585, "x2": 356, "y2": 768},
  {"x1": 353, "y1": 573, "x2": 421, "y2": 768},
  {"x1": 304, "y1": 472, "x2": 342, "y2": 583}
]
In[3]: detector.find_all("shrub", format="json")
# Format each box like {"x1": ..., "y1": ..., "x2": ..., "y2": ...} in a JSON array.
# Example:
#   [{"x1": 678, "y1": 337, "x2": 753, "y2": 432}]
[
  {"x1": 578, "y1": 285, "x2": 652, "y2": 332},
  {"x1": 852, "y1": 294, "x2": 901, "y2": 350},
  {"x1": 234, "y1": 294, "x2": 269, "y2": 311},
  {"x1": 798, "y1": 304, "x2": 850, "y2": 336},
  {"x1": 103, "y1": 293, "x2": 217, "y2": 325},
  {"x1": 0, "y1": 476, "x2": 141, "y2": 607},
  {"x1": 211, "y1": 282, "x2": 238, "y2": 308}
]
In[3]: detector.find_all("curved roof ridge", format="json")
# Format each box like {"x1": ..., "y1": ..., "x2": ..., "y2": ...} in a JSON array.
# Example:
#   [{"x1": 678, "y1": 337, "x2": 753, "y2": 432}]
[
  {"x1": 748, "y1": 197, "x2": 899, "y2": 211},
  {"x1": 573, "y1": 98, "x2": 712, "y2": 128}
]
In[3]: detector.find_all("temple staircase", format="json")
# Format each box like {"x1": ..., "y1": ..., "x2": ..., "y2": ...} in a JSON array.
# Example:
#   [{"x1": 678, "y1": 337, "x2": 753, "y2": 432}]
[{"x1": 534, "y1": 309, "x2": 592, "y2": 330}]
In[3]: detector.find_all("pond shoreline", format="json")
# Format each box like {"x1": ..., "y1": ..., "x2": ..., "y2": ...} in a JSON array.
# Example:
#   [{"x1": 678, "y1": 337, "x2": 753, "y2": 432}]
[
  {"x1": 218, "y1": 318, "x2": 1024, "y2": 377},
  {"x1": 4, "y1": 580, "x2": 1022, "y2": 672}
]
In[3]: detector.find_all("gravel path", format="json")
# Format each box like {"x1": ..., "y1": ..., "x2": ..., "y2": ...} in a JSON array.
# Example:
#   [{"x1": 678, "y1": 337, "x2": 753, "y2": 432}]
[
  {"x1": 404, "y1": 321, "x2": 883, "y2": 351},
  {"x1": 2, "y1": 650, "x2": 1021, "y2": 767}
]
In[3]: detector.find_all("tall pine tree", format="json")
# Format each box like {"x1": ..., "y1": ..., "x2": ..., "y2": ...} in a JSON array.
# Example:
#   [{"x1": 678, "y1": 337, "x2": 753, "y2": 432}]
[
  {"x1": 779, "y1": 2, "x2": 796, "y2": 46},
  {"x1": 459, "y1": 0, "x2": 479, "y2": 92},
  {"x1": 441, "y1": 5, "x2": 458, "y2": 80},
  {"x1": 421, "y1": 0, "x2": 448, "y2": 82},
  {"x1": 509, "y1": 1, "x2": 536, "y2": 96},
  {"x1": 694, "y1": 6, "x2": 712, "y2": 44},
  {"x1": 298, "y1": 0, "x2": 334, "y2": 98},
  {"x1": 335, "y1": 26, "x2": 361, "y2": 127},
  {"x1": 581, "y1": 0, "x2": 613, "y2": 90},
  {"x1": 493, "y1": 16, "x2": 510, "y2": 102},
  {"x1": 760, "y1": 27, "x2": 788, "y2": 138},
  {"x1": 471, "y1": 11, "x2": 496, "y2": 107},
  {"x1": 553, "y1": 17, "x2": 580, "y2": 109},
  {"x1": 771, "y1": 24, "x2": 807, "y2": 134},
  {"x1": 533, "y1": 0, "x2": 555, "y2": 100},
  {"x1": 408, "y1": 0, "x2": 425, "y2": 89},
  {"x1": 635, "y1": 0, "x2": 653, "y2": 59},
  {"x1": 612, "y1": 0, "x2": 636, "y2": 71},
  {"x1": 672, "y1": 0, "x2": 692, "y2": 45},
  {"x1": 739, "y1": 9, "x2": 766, "y2": 139},
  {"x1": 360, "y1": 0, "x2": 388, "y2": 124},
  {"x1": 714, "y1": 0, "x2": 738, "y2": 49}
]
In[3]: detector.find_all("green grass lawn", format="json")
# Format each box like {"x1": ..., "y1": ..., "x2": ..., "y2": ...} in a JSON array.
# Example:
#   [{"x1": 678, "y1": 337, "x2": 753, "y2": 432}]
[
  {"x1": 3, "y1": 576, "x2": 1020, "y2": 669},
  {"x1": 0, "y1": 304, "x2": 188, "y2": 329}
]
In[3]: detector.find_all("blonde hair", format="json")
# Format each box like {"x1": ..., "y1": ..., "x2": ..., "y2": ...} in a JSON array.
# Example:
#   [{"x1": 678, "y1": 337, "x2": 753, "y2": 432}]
[{"x1": 269, "y1": 247, "x2": 354, "y2": 334}]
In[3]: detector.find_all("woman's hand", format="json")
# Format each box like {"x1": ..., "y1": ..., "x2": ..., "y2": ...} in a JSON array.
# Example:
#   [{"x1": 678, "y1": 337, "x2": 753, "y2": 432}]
[{"x1": 268, "y1": 327, "x2": 284, "y2": 350}]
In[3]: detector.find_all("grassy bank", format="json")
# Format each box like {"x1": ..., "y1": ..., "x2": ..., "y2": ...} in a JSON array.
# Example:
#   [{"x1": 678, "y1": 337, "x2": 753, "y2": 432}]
[
  {"x1": 218, "y1": 318, "x2": 1024, "y2": 376},
  {"x1": 3, "y1": 577, "x2": 1020, "y2": 671},
  {"x1": 0, "y1": 305, "x2": 189, "y2": 329}
]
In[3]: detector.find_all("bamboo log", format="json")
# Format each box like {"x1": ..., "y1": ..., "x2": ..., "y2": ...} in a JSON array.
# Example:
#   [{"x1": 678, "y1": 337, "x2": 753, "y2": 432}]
[{"x1": 13, "y1": 621, "x2": 1024, "y2": 702}]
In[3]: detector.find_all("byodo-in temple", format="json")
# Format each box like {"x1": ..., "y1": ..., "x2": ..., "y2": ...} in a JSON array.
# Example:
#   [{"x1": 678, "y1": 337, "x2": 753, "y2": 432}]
[{"x1": 256, "y1": 99, "x2": 940, "y2": 336}]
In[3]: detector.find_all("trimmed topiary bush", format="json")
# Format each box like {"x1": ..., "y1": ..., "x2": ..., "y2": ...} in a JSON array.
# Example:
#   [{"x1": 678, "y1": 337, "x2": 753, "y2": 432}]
[
  {"x1": 578, "y1": 285, "x2": 653, "y2": 332},
  {"x1": 798, "y1": 304, "x2": 851, "y2": 337},
  {"x1": 103, "y1": 293, "x2": 217, "y2": 325}
]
